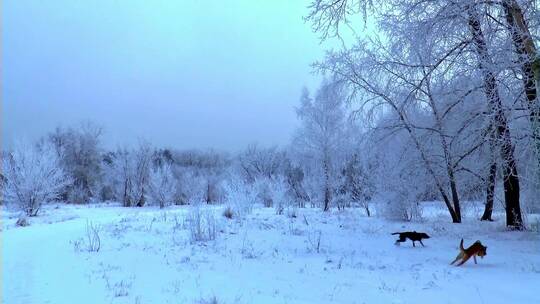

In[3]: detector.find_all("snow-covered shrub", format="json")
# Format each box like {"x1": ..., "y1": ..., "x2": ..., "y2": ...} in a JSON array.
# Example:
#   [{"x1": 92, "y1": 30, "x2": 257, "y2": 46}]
[
  {"x1": 203, "y1": 174, "x2": 226, "y2": 204},
  {"x1": 284, "y1": 163, "x2": 310, "y2": 208},
  {"x1": 268, "y1": 178, "x2": 290, "y2": 215},
  {"x1": 286, "y1": 206, "x2": 298, "y2": 218},
  {"x1": 68, "y1": 184, "x2": 90, "y2": 205},
  {"x1": 111, "y1": 279, "x2": 132, "y2": 297},
  {"x1": 254, "y1": 179, "x2": 274, "y2": 207},
  {"x1": 237, "y1": 144, "x2": 286, "y2": 183},
  {"x1": 85, "y1": 220, "x2": 101, "y2": 252},
  {"x1": 187, "y1": 205, "x2": 217, "y2": 243},
  {"x1": 306, "y1": 229, "x2": 323, "y2": 253},
  {"x1": 223, "y1": 180, "x2": 256, "y2": 218},
  {"x1": 70, "y1": 220, "x2": 101, "y2": 252},
  {"x1": 376, "y1": 191, "x2": 423, "y2": 222},
  {"x1": 197, "y1": 296, "x2": 220, "y2": 304},
  {"x1": 174, "y1": 149, "x2": 230, "y2": 204},
  {"x1": 333, "y1": 192, "x2": 349, "y2": 212},
  {"x1": 108, "y1": 143, "x2": 152, "y2": 207},
  {"x1": 15, "y1": 217, "x2": 30, "y2": 227},
  {"x1": 240, "y1": 232, "x2": 260, "y2": 259},
  {"x1": 2, "y1": 141, "x2": 71, "y2": 216},
  {"x1": 222, "y1": 206, "x2": 234, "y2": 219},
  {"x1": 148, "y1": 163, "x2": 177, "y2": 208},
  {"x1": 172, "y1": 169, "x2": 202, "y2": 205},
  {"x1": 338, "y1": 153, "x2": 375, "y2": 215},
  {"x1": 367, "y1": 129, "x2": 427, "y2": 222}
]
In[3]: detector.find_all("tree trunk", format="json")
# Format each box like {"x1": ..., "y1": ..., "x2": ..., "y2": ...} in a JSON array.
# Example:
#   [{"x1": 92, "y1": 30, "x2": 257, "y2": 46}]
[
  {"x1": 123, "y1": 178, "x2": 131, "y2": 207},
  {"x1": 482, "y1": 133, "x2": 497, "y2": 221},
  {"x1": 502, "y1": 0, "x2": 539, "y2": 128},
  {"x1": 448, "y1": 170, "x2": 462, "y2": 221},
  {"x1": 323, "y1": 158, "x2": 331, "y2": 212},
  {"x1": 424, "y1": 81, "x2": 463, "y2": 222},
  {"x1": 502, "y1": 0, "x2": 540, "y2": 187},
  {"x1": 482, "y1": 159, "x2": 496, "y2": 221},
  {"x1": 467, "y1": 4, "x2": 524, "y2": 229},
  {"x1": 206, "y1": 182, "x2": 211, "y2": 204}
]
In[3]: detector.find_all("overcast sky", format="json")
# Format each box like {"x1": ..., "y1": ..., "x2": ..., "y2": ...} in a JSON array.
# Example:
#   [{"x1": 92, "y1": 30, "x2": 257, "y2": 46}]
[{"x1": 3, "y1": 0, "x2": 347, "y2": 151}]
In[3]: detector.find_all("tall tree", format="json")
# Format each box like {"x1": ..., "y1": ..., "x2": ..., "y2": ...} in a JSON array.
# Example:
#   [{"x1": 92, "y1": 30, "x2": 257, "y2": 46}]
[
  {"x1": 307, "y1": 0, "x2": 527, "y2": 228},
  {"x1": 467, "y1": 3, "x2": 523, "y2": 229},
  {"x1": 502, "y1": 0, "x2": 539, "y2": 133},
  {"x1": 48, "y1": 122, "x2": 103, "y2": 203},
  {"x1": 500, "y1": 0, "x2": 540, "y2": 188},
  {"x1": 294, "y1": 81, "x2": 347, "y2": 211}
]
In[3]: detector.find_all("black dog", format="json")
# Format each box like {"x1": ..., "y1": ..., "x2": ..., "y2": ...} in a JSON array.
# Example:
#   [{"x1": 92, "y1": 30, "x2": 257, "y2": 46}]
[{"x1": 392, "y1": 231, "x2": 430, "y2": 247}]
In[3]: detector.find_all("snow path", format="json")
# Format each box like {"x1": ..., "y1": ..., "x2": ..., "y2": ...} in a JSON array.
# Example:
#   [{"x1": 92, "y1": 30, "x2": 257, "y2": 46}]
[{"x1": 3, "y1": 204, "x2": 539, "y2": 304}]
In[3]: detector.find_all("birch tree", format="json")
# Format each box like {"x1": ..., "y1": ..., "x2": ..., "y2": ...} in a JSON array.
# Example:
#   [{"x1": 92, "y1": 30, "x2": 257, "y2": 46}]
[{"x1": 293, "y1": 81, "x2": 348, "y2": 211}]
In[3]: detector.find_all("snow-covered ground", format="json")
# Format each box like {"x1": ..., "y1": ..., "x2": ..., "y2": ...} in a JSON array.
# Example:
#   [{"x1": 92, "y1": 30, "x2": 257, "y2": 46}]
[{"x1": 3, "y1": 203, "x2": 539, "y2": 304}]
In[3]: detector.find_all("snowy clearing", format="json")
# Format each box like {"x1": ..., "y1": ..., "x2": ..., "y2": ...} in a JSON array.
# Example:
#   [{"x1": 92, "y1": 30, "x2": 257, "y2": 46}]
[{"x1": 3, "y1": 203, "x2": 539, "y2": 304}]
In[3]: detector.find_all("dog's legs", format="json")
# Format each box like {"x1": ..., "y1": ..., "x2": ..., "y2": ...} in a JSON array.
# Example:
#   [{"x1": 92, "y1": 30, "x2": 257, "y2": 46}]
[
  {"x1": 451, "y1": 253, "x2": 463, "y2": 265},
  {"x1": 420, "y1": 240, "x2": 425, "y2": 247},
  {"x1": 456, "y1": 255, "x2": 470, "y2": 266},
  {"x1": 412, "y1": 241, "x2": 416, "y2": 247},
  {"x1": 473, "y1": 255, "x2": 477, "y2": 264}
]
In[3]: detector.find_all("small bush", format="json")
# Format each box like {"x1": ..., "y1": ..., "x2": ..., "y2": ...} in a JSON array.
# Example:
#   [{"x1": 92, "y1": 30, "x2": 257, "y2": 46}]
[
  {"x1": 113, "y1": 280, "x2": 132, "y2": 297},
  {"x1": 85, "y1": 220, "x2": 101, "y2": 252},
  {"x1": 286, "y1": 206, "x2": 298, "y2": 218},
  {"x1": 222, "y1": 206, "x2": 234, "y2": 219},
  {"x1": 306, "y1": 229, "x2": 323, "y2": 253},
  {"x1": 15, "y1": 217, "x2": 30, "y2": 227},
  {"x1": 197, "y1": 295, "x2": 220, "y2": 304},
  {"x1": 187, "y1": 206, "x2": 217, "y2": 243},
  {"x1": 376, "y1": 192, "x2": 423, "y2": 222},
  {"x1": 224, "y1": 180, "x2": 256, "y2": 219}
]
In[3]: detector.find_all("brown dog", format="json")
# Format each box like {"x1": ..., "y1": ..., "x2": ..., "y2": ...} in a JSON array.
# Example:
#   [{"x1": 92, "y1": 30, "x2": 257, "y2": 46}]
[{"x1": 450, "y1": 239, "x2": 487, "y2": 266}]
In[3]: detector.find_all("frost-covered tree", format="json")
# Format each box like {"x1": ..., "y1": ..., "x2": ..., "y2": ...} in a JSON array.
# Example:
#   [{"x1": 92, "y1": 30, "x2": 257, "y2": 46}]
[
  {"x1": 305, "y1": 0, "x2": 533, "y2": 228},
  {"x1": 48, "y1": 122, "x2": 103, "y2": 203},
  {"x1": 111, "y1": 148, "x2": 135, "y2": 206},
  {"x1": 106, "y1": 142, "x2": 153, "y2": 207},
  {"x1": 284, "y1": 161, "x2": 310, "y2": 208},
  {"x1": 131, "y1": 142, "x2": 153, "y2": 207},
  {"x1": 237, "y1": 144, "x2": 286, "y2": 183},
  {"x1": 293, "y1": 80, "x2": 348, "y2": 211},
  {"x1": 2, "y1": 141, "x2": 70, "y2": 216},
  {"x1": 338, "y1": 153, "x2": 375, "y2": 216},
  {"x1": 173, "y1": 149, "x2": 230, "y2": 204},
  {"x1": 500, "y1": 0, "x2": 539, "y2": 173},
  {"x1": 365, "y1": 123, "x2": 434, "y2": 221},
  {"x1": 148, "y1": 162, "x2": 177, "y2": 208}
]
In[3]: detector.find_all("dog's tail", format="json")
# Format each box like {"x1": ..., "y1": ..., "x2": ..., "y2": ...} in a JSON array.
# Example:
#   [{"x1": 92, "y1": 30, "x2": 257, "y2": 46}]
[
  {"x1": 391, "y1": 232, "x2": 401, "y2": 235},
  {"x1": 451, "y1": 239, "x2": 466, "y2": 265}
]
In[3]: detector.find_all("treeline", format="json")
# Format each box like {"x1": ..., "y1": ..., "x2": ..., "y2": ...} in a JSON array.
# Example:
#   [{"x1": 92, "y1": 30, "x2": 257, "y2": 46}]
[{"x1": 6, "y1": 72, "x2": 535, "y2": 227}]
